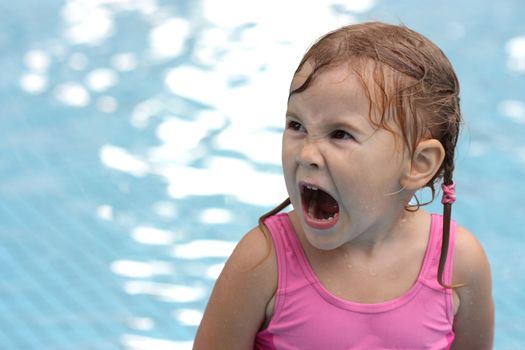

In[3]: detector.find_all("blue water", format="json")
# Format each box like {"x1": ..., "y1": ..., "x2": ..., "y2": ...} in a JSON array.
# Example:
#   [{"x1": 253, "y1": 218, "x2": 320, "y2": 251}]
[{"x1": 1, "y1": 0, "x2": 524, "y2": 349}]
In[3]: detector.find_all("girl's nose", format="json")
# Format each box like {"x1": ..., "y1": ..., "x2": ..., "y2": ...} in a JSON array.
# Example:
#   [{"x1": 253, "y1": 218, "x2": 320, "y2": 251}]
[{"x1": 298, "y1": 140, "x2": 324, "y2": 169}]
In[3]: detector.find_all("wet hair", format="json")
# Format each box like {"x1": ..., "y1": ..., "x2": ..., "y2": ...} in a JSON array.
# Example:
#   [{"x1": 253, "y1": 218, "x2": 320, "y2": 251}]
[{"x1": 258, "y1": 22, "x2": 461, "y2": 288}]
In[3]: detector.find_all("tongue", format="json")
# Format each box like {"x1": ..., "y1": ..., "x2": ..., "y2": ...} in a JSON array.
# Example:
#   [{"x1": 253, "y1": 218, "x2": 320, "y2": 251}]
[{"x1": 313, "y1": 190, "x2": 339, "y2": 216}]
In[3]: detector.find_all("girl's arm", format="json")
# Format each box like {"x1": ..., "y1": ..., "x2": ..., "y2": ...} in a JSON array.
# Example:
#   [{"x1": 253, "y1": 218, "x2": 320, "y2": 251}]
[
  {"x1": 451, "y1": 226, "x2": 495, "y2": 349},
  {"x1": 193, "y1": 227, "x2": 277, "y2": 350}
]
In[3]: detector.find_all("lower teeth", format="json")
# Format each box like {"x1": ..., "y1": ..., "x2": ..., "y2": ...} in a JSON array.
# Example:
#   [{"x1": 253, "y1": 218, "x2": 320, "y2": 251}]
[{"x1": 307, "y1": 200, "x2": 337, "y2": 221}]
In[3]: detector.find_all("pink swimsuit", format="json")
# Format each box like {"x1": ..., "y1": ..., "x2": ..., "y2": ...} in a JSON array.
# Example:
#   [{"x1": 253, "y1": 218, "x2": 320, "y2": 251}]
[{"x1": 255, "y1": 213, "x2": 456, "y2": 350}]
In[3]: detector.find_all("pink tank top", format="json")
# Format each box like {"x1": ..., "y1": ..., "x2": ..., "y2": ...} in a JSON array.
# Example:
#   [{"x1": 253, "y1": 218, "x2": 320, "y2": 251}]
[{"x1": 255, "y1": 213, "x2": 456, "y2": 350}]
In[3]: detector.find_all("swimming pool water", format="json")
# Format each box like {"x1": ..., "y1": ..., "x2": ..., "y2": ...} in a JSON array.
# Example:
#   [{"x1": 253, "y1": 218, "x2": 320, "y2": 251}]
[{"x1": 1, "y1": 0, "x2": 524, "y2": 348}]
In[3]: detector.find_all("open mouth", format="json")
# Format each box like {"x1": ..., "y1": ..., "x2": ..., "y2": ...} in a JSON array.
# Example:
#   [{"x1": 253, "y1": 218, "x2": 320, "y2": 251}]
[{"x1": 300, "y1": 182, "x2": 340, "y2": 229}]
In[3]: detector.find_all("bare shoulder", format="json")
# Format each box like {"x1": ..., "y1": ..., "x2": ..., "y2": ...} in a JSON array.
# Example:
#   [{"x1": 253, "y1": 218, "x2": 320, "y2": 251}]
[
  {"x1": 450, "y1": 225, "x2": 494, "y2": 350},
  {"x1": 452, "y1": 225, "x2": 491, "y2": 285},
  {"x1": 193, "y1": 226, "x2": 278, "y2": 350},
  {"x1": 222, "y1": 226, "x2": 278, "y2": 292},
  {"x1": 230, "y1": 226, "x2": 278, "y2": 274}
]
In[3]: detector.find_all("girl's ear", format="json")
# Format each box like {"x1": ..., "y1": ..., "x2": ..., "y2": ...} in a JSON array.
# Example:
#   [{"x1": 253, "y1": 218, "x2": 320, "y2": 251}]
[{"x1": 401, "y1": 139, "x2": 445, "y2": 190}]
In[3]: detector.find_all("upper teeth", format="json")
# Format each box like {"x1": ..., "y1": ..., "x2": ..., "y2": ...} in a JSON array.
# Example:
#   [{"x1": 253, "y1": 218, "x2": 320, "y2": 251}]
[{"x1": 306, "y1": 185, "x2": 319, "y2": 190}]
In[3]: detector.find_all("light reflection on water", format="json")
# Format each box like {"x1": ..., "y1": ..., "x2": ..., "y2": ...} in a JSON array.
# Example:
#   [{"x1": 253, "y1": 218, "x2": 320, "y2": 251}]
[{"x1": 1, "y1": 0, "x2": 524, "y2": 348}]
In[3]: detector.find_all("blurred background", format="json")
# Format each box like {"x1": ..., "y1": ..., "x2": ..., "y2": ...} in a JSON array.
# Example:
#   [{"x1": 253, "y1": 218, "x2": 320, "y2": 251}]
[{"x1": 1, "y1": 0, "x2": 524, "y2": 349}]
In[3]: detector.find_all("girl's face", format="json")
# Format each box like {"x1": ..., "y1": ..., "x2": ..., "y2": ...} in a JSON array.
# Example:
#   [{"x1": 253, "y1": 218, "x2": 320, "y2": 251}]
[{"x1": 282, "y1": 63, "x2": 412, "y2": 250}]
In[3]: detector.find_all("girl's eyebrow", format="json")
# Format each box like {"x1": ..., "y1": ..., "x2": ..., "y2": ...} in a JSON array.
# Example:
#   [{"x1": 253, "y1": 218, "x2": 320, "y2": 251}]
[
  {"x1": 285, "y1": 109, "x2": 298, "y2": 118},
  {"x1": 327, "y1": 118, "x2": 368, "y2": 136},
  {"x1": 285, "y1": 106, "x2": 304, "y2": 120}
]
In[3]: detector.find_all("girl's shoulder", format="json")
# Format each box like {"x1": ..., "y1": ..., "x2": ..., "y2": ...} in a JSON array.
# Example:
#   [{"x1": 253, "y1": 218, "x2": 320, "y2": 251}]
[
  {"x1": 193, "y1": 226, "x2": 278, "y2": 349},
  {"x1": 450, "y1": 224, "x2": 494, "y2": 349},
  {"x1": 452, "y1": 224, "x2": 491, "y2": 286},
  {"x1": 222, "y1": 225, "x2": 278, "y2": 298}
]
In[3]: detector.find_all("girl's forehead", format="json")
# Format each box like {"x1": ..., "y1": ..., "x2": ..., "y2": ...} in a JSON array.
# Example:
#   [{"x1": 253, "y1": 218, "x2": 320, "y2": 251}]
[
  {"x1": 288, "y1": 61, "x2": 408, "y2": 138},
  {"x1": 289, "y1": 60, "x2": 385, "y2": 100},
  {"x1": 289, "y1": 61, "x2": 314, "y2": 92},
  {"x1": 290, "y1": 58, "x2": 398, "y2": 91},
  {"x1": 288, "y1": 63, "x2": 382, "y2": 118},
  {"x1": 290, "y1": 63, "x2": 363, "y2": 97}
]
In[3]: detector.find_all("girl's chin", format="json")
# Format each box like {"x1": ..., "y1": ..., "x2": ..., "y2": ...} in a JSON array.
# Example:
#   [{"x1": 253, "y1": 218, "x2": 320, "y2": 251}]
[{"x1": 303, "y1": 230, "x2": 343, "y2": 251}]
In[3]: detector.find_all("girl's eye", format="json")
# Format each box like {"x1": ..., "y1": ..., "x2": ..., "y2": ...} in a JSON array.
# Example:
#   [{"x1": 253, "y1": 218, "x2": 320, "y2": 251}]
[
  {"x1": 286, "y1": 120, "x2": 304, "y2": 132},
  {"x1": 331, "y1": 129, "x2": 353, "y2": 140}
]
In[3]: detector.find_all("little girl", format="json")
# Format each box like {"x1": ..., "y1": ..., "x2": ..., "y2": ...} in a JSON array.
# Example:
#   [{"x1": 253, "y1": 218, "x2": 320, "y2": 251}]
[{"x1": 194, "y1": 22, "x2": 494, "y2": 349}]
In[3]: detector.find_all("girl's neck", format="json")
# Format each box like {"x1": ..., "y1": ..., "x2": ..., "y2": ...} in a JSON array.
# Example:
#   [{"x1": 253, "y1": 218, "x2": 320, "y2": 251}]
[{"x1": 289, "y1": 207, "x2": 428, "y2": 256}]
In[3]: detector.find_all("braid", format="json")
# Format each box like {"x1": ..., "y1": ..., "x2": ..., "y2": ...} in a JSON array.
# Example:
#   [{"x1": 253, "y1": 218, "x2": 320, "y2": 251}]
[
  {"x1": 251, "y1": 198, "x2": 291, "y2": 270},
  {"x1": 437, "y1": 129, "x2": 460, "y2": 288}
]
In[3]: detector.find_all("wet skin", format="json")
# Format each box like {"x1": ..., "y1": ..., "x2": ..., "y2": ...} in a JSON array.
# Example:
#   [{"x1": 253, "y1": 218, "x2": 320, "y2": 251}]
[{"x1": 282, "y1": 63, "x2": 414, "y2": 252}]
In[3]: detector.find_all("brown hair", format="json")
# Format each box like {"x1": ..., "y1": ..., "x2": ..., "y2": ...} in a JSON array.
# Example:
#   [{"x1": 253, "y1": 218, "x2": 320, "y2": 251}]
[{"x1": 258, "y1": 22, "x2": 461, "y2": 288}]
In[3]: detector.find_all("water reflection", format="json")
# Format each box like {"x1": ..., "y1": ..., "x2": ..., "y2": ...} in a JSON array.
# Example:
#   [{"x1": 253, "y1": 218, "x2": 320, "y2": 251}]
[{"x1": 5, "y1": 0, "x2": 525, "y2": 348}]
